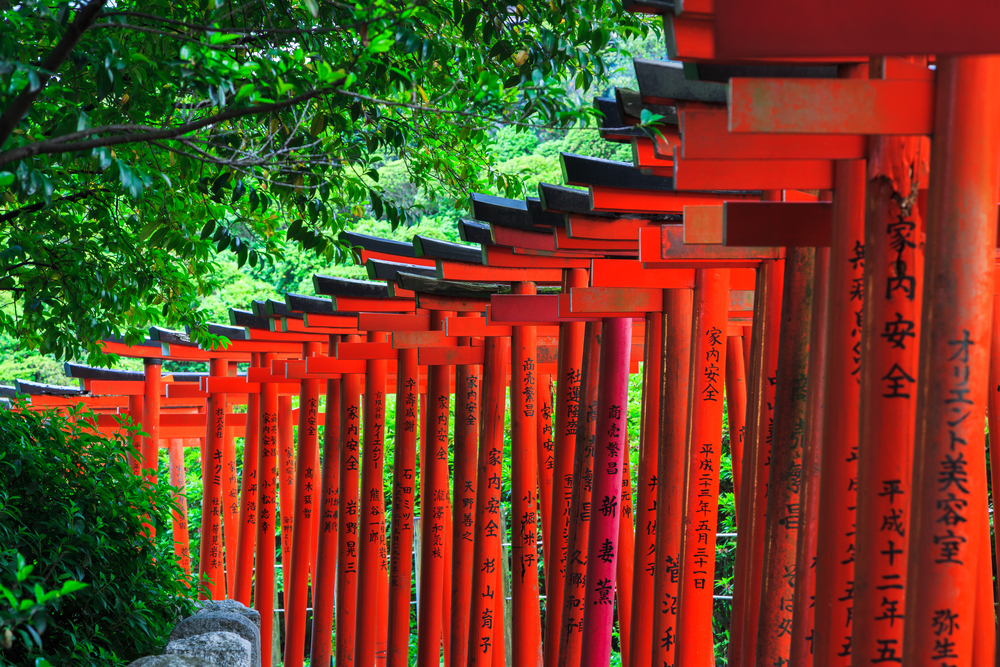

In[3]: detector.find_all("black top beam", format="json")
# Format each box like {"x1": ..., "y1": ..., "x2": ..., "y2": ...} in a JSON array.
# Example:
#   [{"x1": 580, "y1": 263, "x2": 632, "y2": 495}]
[
  {"x1": 685, "y1": 62, "x2": 838, "y2": 82},
  {"x1": 413, "y1": 235, "x2": 483, "y2": 264},
  {"x1": 64, "y1": 363, "x2": 145, "y2": 382},
  {"x1": 633, "y1": 58, "x2": 727, "y2": 104},
  {"x1": 366, "y1": 258, "x2": 438, "y2": 282},
  {"x1": 339, "y1": 231, "x2": 417, "y2": 259},
  {"x1": 230, "y1": 309, "x2": 272, "y2": 330},
  {"x1": 459, "y1": 219, "x2": 493, "y2": 245},
  {"x1": 313, "y1": 274, "x2": 390, "y2": 299},
  {"x1": 15, "y1": 379, "x2": 85, "y2": 396},
  {"x1": 470, "y1": 193, "x2": 556, "y2": 233},
  {"x1": 561, "y1": 153, "x2": 674, "y2": 191}
]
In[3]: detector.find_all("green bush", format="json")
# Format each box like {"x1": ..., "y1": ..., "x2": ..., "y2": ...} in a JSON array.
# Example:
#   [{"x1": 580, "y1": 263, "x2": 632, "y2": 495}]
[{"x1": 0, "y1": 405, "x2": 199, "y2": 666}]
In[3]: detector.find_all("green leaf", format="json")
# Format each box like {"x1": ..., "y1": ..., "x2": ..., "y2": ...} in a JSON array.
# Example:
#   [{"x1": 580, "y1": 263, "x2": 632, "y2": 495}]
[{"x1": 0, "y1": 171, "x2": 14, "y2": 188}]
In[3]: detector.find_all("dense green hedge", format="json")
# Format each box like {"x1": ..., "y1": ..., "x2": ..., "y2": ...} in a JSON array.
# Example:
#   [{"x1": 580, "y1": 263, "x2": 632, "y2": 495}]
[{"x1": 0, "y1": 406, "x2": 199, "y2": 666}]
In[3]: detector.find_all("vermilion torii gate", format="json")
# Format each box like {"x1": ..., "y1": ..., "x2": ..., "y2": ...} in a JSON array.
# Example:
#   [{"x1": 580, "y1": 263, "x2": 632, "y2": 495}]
[{"x1": 7, "y1": 10, "x2": 1000, "y2": 667}]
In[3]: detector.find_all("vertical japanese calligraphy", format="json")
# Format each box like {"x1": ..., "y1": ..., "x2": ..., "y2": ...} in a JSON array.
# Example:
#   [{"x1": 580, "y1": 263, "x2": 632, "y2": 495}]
[
  {"x1": 510, "y1": 281, "x2": 541, "y2": 667},
  {"x1": 355, "y1": 332, "x2": 388, "y2": 667},
  {"x1": 467, "y1": 337, "x2": 508, "y2": 667},
  {"x1": 557, "y1": 321, "x2": 601, "y2": 667},
  {"x1": 853, "y1": 138, "x2": 926, "y2": 667},
  {"x1": 450, "y1": 339, "x2": 481, "y2": 667},
  {"x1": 336, "y1": 367, "x2": 363, "y2": 667},
  {"x1": 254, "y1": 371, "x2": 279, "y2": 666},
  {"x1": 579, "y1": 317, "x2": 633, "y2": 667}
]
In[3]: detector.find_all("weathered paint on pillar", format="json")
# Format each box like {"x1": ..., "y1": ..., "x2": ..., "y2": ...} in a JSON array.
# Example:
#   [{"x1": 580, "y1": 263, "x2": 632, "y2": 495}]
[
  {"x1": 652, "y1": 289, "x2": 693, "y2": 667},
  {"x1": 790, "y1": 246, "x2": 830, "y2": 667},
  {"x1": 675, "y1": 269, "x2": 730, "y2": 667},
  {"x1": 579, "y1": 317, "x2": 633, "y2": 667},
  {"x1": 852, "y1": 133, "x2": 927, "y2": 667},
  {"x1": 902, "y1": 55, "x2": 1000, "y2": 667},
  {"x1": 756, "y1": 248, "x2": 814, "y2": 667}
]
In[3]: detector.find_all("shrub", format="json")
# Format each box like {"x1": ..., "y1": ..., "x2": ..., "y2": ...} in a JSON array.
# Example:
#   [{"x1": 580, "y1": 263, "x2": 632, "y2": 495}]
[{"x1": 0, "y1": 405, "x2": 199, "y2": 666}]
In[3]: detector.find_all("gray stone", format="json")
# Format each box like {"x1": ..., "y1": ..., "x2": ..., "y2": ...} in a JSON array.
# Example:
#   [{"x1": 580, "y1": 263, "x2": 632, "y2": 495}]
[
  {"x1": 128, "y1": 656, "x2": 211, "y2": 667},
  {"x1": 170, "y1": 611, "x2": 260, "y2": 667},
  {"x1": 195, "y1": 599, "x2": 261, "y2": 632},
  {"x1": 166, "y1": 631, "x2": 251, "y2": 667}
]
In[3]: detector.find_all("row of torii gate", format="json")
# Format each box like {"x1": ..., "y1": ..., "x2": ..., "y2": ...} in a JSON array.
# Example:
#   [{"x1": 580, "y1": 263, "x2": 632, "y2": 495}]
[{"x1": 9, "y1": 5, "x2": 1000, "y2": 667}]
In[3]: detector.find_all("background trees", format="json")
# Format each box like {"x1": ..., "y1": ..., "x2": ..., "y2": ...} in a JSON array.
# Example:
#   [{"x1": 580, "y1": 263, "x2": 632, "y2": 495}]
[{"x1": 1, "y1": 0, "x2": 657, "y2": 362}]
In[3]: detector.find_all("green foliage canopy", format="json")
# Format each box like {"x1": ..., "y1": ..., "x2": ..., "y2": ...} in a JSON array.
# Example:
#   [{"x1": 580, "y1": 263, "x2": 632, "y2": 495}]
[{"x1": 1, "y1": 0, "x2": 655, "y2": 362}]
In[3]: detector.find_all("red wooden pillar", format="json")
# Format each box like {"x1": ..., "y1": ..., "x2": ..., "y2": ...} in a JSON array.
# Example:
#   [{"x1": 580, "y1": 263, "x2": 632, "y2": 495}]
[
  {"x1": 812, "y1": 80, "x2": 867, "y2": 667},
  {"x1": 755, "y1": 248, "x2": 815, "y2": 667},
  {"x1": 545, "y1": 267, "x2": 588, "y2": 667},
  {"x1": 730, "y1": 232, "x2": 786, "y2": 667},
  {"x1": 725, "y1": 335, "x2": 747, "y2": 509},
  {"x1": 199, "y1": 357, "x2": 228, "y2": 599},
  {"x1": 652, "y1": 289, "x2": 693, "y2": 667},
  {"x1": 355, "y1": 332, "x2": 389, "y2": 667},
  {"x1": 255, "y1": 360, "x2": 279, "y2": 665},
  {"x1": 234, "y1": 352, "x2": 262, "y2": 605},
  {"x1": 388, "y1": 349, "x2": 419, "y2": 667},
  {"x1": 278, "y1": 393, "x2": 295, "y2": 607},
  {"x1": 467, "y1": 336, "x2": 509, "y2": 667},
  {"x1": 629, "y1": 311, "x2": 662, "y2": 667},
  {"x1": 168, "y1": 437, "x2": 191, "y2": 573},
  {"x1": 674, "y1": 269, "x2": 730, "y2": 667},
  {"x1": 510, "y1": 282, "x2": 542, "y2": 667},
  {"x1": 310, "y1": 355, "x2": 343, "y2": 667},
  {"x1": 451, "y1": 326, "x2": 481, "y2": 667},
  {"x1": 142, "y1": 358, "x2": 161, "y2": 482},
  {"x1": 789, "y1": 246, "x2": 830, "y2": 667},
  {"x1": 223, "y1": 419, "x2": 240, "y2": 598},
  {"x1": 233, "y1": 352, "x2": 261, "y2": 606},
  {"x1": 536, "y1": 373, "x2": 554, "y2": 583},
  {"x1": 616, "y1": 450, "x2": 634, "y2": 667},
  {"x1": 578, "y1": 316, "x2": 633, "y2": 667},
  {"x1": 128, "y1": 394, "x2": 143, "y2": 475},
  {"x1": 902, "y1": 55, "x2": 1000, "y2": 667},
  {"x1": 417, "y1": 310, "x2": 453, "y2": 667},
  {"x1": 337, "y1": 346, "x2": 364, "y2": 667},
  {"x1": 556, "y1": 322, "x2": 601, "y2": 667},
  {"x1": 852, "y1": 134, "x2": 927, "y2": 666}
]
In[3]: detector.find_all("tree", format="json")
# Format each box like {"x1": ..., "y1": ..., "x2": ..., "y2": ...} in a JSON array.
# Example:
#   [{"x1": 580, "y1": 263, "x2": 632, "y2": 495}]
[{"x1": 0, "y1": 0, "x2": 656, "y2": 362}]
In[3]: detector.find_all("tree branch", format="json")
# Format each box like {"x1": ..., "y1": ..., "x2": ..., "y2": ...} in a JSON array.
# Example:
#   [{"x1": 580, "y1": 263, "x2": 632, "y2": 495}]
[
  {"x1": 0, "y1": 0, "x2": 109, "y2": 150},
  {"x1": 0, "y1": 88, "x2": 339, "y2": 167},
  {"x1": 0, "y1": 190, "x2": 99, "y2": 223}
]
